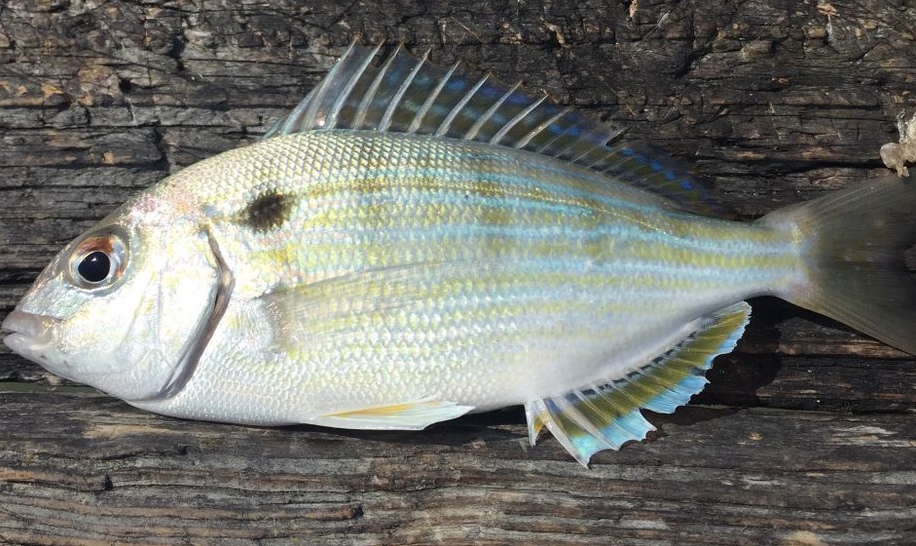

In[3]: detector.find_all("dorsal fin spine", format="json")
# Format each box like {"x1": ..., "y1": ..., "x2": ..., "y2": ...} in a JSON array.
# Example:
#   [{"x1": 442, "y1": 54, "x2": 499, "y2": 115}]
[
  {"x1": 434, "y1": 73, "x2": 490, "y2": 137},
  {"x1": 353, "y1": 43, "x2": 402, "y2": 128},
  {"x1": 379, "y1": 47, "x2": 430, "y2": 131},
  {"x1": 265, "y1": 40, "x2": 722, "y2": 215},
  {"x1": 598, "y1": 150, "x2": 630, "y2": 172},
  {"x1": 571, "y1": 137, "x2": 608, "y2": 164},
  {"x1": 326, "y1": 42, "x2": 383, "y2": 129},
  {"x1": 278, "y1": 89, "x2": 313, "y2": 135},
  {"x1": 302, "y1": 41, "x2": 357, "y2": 130},
  {"x1": 464, "y1": 81, "x2": 520, "y2": 140},
  {"x1": 409, "y1": 61, "x2": 460, "y2": 134},
  {"x1": 489, "y1": 94, "x2": 547, "y2": 145},
  {"x1": 602, "y1": 155, "x2": 640, "y2": 177},
  {"x1": 584, "y1": 149, "x2": 616, "y2": 170},
  {"x1": 515, "y1": 106, "x2": 572, "y2": 149},
  {"x1": 536, "y1": 119, "x2": 584, "y2": 155}
]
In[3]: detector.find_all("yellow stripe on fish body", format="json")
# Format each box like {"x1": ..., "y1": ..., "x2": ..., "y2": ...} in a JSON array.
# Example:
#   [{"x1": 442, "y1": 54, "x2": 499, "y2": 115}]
[{"x1": 163, "y1": 130, "x2": 798, "y2": 296}]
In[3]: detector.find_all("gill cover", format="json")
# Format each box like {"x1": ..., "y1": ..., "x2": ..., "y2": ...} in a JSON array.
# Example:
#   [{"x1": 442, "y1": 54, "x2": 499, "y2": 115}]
[{"x1": 137, "y1": 228, "x2": 235, "y2": 401}]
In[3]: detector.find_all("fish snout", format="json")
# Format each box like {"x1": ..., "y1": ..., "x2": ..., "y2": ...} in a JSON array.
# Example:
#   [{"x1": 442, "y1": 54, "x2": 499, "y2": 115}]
[{"x1": 2, "y1": 310, "x2": 62, "y2": 364}]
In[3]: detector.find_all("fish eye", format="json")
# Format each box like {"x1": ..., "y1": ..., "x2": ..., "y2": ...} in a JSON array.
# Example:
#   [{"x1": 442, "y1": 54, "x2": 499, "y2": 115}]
[
  {"x1": 77, "y1": 252, "x2": 111, "y2": 283},
  {"x1": 68, "y1": 231, "x2": 128, "y2": 290}
]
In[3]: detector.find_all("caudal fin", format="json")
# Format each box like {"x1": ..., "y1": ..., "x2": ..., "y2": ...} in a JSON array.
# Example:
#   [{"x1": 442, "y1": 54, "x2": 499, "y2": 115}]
[{"x1": 762, "y1": 174, "x2": 916, "y2": 355}]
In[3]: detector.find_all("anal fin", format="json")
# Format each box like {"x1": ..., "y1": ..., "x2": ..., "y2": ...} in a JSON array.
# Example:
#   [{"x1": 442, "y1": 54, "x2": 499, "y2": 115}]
[
  {"x1": 311, "y1": 397, "x2": 474, "y2": 431},
  {"x1": 527, "y1": 301, "x2": 752, "y2": 466}
]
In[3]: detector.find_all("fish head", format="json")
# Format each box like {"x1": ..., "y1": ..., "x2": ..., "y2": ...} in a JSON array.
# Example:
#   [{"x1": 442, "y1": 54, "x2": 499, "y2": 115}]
[{"x1": 2, "y1": 194, "x2": 226, "y2": 401}]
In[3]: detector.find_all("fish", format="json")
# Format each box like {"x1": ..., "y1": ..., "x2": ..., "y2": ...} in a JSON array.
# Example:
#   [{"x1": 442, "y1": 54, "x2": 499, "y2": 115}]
[{"x1": 3, "y1": 42, "x2": 915, "y2": 466}]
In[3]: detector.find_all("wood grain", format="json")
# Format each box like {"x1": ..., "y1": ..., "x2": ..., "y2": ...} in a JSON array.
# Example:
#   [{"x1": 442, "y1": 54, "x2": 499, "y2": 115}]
[
  {"x1": 1, "y1": 393, "x2": 915, "y2": 546},
  {"x1": 0, "y1": 0, "x2": 914, "y2": 544}
]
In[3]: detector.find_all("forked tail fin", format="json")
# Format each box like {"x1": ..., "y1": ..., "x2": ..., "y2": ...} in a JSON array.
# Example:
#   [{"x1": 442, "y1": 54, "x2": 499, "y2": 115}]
[{"x1": 761, "y1": 174, "x2": 916, "y2": 355}]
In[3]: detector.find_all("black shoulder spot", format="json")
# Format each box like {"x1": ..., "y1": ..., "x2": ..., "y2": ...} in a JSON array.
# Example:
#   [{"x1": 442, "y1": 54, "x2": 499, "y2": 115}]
[{"x1": 239, "y1": 191, "x2": 296, "y2": 232}]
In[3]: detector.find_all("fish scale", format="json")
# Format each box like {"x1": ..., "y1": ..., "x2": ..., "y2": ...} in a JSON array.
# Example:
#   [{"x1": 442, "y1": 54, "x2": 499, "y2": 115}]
[
  {"x1": 128, "y1": 129, "x2": 799, "y2": 425},
  {"x1": 5, "y1": 42, "x2": 915, "y2": 466},
  {"x1": 162, "y1": 130, "x2": 795, "y2": 298}
]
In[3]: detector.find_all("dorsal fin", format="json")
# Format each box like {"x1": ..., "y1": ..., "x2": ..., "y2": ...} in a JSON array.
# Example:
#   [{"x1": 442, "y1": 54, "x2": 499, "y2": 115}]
[
  {"x1": 526, "y1": 302, "x2": 752, "y2": 466},
  {"x1": 265, "y1": 41, "x2": 720, "y2": 215}
]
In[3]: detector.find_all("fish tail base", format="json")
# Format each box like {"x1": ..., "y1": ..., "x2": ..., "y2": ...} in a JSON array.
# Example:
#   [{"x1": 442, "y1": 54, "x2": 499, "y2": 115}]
[{"x1": 762, "y1": 174, "x2": 916, "y2": 355}]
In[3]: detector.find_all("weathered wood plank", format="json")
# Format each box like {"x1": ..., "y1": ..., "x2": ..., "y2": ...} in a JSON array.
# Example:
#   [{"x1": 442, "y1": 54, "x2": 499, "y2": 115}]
[{"x1": 0, "y1": 392, "x2": 913, "y2": 546}]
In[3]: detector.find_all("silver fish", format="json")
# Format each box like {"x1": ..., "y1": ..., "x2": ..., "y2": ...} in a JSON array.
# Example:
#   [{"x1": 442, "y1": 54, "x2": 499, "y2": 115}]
[{"x1": 4, "y1": 42, "x2": 915, "y2": 465}]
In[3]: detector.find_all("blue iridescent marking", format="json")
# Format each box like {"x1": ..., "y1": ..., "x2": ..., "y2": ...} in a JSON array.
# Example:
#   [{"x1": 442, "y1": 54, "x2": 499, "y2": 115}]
[
  {"x1": 315, "y1": 163, "x2": 665, "y2": 216},
  {"x1": 429, "y1": 103, "x2": 451, "y2": 119},
  {"x1": 507, "y1": 90, "x2": 530, "y2": 105},
  {"x1": 385, "y1": 66, "x2": 409, "y2": 83},
  {"x1": 413, "y1": 72, "x2": 435, "y2": 86},
  {"x1": 302, "y1": 187, "x2": 792, "y2": 260},
  {"x1": 446, "y1": 76, "x2": 466, "y2": 91},
  {"x1": 546, "y1": 121, "x2": 565, "y2": 134},
  {"x1": 489, "y1": 112, "x2": 507, "y2": 125},
  {"x1": 302, "y1": 133, "x2": 769, "y2": 256},
  {"x1": 480, "y1": 84, "x2": 501, "y2": 98}
]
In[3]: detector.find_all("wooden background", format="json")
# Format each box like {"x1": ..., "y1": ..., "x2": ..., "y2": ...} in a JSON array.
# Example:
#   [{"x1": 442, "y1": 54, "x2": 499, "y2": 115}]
[{"x1": 1, "y1": 0, "x2": 915, "y2": 544}]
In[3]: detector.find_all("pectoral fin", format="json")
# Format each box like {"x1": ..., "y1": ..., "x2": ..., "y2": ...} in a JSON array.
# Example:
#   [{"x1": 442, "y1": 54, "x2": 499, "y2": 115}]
[
  {"x1": 311, "y1": 398, "x2": 474, "y2": 430},
  {"x1": 527, "y1": 301, "x2": 752, "y2": 466}
]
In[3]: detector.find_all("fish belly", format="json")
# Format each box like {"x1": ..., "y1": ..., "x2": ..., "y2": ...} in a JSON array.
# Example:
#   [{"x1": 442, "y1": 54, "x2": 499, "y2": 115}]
[{"x1": 140, "y1": 131, "x2": 800, "y2": 425}]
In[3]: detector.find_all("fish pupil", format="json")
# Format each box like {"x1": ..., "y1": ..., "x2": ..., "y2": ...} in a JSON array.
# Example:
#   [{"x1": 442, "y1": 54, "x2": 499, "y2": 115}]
[{"x1": 78, "y1": 251, "x2": 111, "y2": 283}]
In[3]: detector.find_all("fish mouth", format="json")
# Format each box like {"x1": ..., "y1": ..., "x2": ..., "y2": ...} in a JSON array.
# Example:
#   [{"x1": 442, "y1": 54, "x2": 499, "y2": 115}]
[{"x1": 2, "y1": 310, "x2": 62, "y2": 364}]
